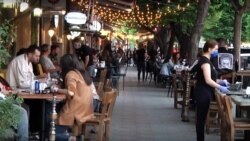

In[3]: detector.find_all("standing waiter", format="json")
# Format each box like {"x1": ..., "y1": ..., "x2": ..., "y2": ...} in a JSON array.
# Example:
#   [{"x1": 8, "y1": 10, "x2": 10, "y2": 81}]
[
  {"x1": 191, "y1": 39, "x2": 229, "y2": 141},
  {"x1": 72, "y1": 37, "x2": 91, "y2": 69}
]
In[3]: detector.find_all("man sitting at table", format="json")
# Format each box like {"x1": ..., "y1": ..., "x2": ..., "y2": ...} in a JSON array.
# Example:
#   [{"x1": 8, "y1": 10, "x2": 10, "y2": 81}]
[
  {"x1": 40, "y1": 44, "x2": 60, "y2": 79},
  {"x1": 211, "y1": 38, "x2": 235, "y2": 78},
  {"x1": 6, "y1": 44, "x2": 45, "y2": 89}
]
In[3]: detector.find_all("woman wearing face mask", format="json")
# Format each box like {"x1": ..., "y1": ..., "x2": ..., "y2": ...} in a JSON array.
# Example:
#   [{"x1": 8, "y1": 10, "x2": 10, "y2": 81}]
[{"x1": 191, "y1": 39, "x2": 229, "y2": 141}]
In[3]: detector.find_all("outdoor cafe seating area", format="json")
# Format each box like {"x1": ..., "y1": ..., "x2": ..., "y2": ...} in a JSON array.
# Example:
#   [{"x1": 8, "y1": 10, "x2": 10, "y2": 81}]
[
  {"x1": 2, "y1": 0, "x2": 250, "y2": 141},
  {"x1": 2, "y1": 55, "x2": 250, "y2": 141}
]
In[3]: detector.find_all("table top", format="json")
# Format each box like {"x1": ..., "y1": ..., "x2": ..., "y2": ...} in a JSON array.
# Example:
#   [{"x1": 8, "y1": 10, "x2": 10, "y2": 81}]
[
  {"x1": 18, "y1": 92, "x2": 66, "y2": 100},
  {"x1": 227, "y1": 89, "x2": 246, "y2": 96},
  {"x1": 230, "y1": 95, "x2": 250, "y2": 106},
  {"x1": 236, "y1": 71, "x2": 250, "y2": 76}
]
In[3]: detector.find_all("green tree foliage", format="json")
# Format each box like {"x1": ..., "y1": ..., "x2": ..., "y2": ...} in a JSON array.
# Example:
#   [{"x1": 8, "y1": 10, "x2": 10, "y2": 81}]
[
  {"x1": 164, "y1": 2, "x2": 198, "y2": 34},
  {"x1": 202, "y1": 1, "x2": 234, "y2": 41},
  {"x1": 0, "y1": 20, "x2": 14, "y2": 68},
  {"x1": 242, "y1": 14, "x2": 250, "y2": 42},
  {"x1": 202, "y1": 1, "x2": 250, "y2": 43}
]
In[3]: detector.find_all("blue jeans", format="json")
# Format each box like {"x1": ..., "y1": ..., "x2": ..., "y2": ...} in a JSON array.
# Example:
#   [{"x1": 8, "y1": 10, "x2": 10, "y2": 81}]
[
  {"x1": 55, "y1": 125, "x2": 70, "y2": 141},
  {"x1": 87, "y1": 65, "x2": 97, "y2": 78},
  {"x1": 55, "y1": 125, "x2": 83, "y2": 141},
  {"x1": 93, "y1": 99, "x2": 101, "y2": 113},
  {"x1": 14, "y1": 104, "x2": 29, "y2": 141}
]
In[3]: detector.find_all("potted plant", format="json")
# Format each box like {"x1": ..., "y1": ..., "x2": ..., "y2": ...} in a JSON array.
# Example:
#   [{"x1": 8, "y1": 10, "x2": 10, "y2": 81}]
[
  {"x1": 0, "y1": 20, "x2": 21, "y2": 140},
  {"x1": 0, "y1": 93, "x2": 23, "y2": 140}
]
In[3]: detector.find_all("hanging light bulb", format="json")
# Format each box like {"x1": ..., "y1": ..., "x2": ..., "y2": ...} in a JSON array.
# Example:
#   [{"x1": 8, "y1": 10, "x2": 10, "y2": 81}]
[
  {"x1": 67, "y1": 34, "x2": 72, "y2": 40},
  {"x1": 20, "y1": 2, "x2": 29, "y2": 12},
  {"x1": 48, "y1": 28, "x2": 55, "y2": 37},
  {"x1": 61, "y1": 10, "x2": 66, "y2": 15},
  {"x1": 48, "y1": 17, "x2": 55, "y2": 37},
  {"x1": 80, "y1": 36, "x2": 85, "y2": 41},
  {"x1": 33, "y1": 8, "x2": 42, "y2": 17}
]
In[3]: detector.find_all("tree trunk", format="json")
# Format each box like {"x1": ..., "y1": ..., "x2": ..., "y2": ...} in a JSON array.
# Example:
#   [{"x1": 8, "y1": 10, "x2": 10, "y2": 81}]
[
  {"x1": 231, "y1": 0, "x2": 250, "y2": 67},
  {"x1": 167, "y1": 26, "x2": 175, "y2": 60},
  {"x1": 178, "y1": 34, "x2": 190, "y2": 59},
  {"x1": 173, "y1": 22, "x2": 191, "y2": 59},
  {"x1": 154, "y1": 25, "x2": 173, "y2": 57},
  {"x1": 233, "y1": 11, "x2": 243, "y2": 62},
  {"x1": 189, "y1": 0, "x2": 210, "y2": 63}
]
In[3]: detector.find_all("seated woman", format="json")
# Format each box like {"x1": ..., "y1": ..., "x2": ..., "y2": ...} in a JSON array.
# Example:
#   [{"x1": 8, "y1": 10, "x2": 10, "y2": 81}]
[
  {"x1": 0, "y1": 76, "x2": 29, "y2": 141},
  {"x1": 160, "y1": 58, "x2": 174, "y2": 77},
  {"x1": 51, "y1": 54, "x2": 94, "y2": 141}
]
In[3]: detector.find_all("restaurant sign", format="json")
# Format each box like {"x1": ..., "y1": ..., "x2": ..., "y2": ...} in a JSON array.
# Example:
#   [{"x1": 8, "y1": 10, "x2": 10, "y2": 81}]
[
  {"x1": 65, "y1": 12, "x2": 87, "y2": 25},
  {"x1": 89, "y1": 20, "x2": 101, "y2": 31}
]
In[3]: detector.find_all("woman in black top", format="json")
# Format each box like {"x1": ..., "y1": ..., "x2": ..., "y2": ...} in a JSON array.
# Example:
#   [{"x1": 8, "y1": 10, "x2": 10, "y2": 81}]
[{"x1": 191, "y1": 39, "x2": 229, "y2": 141}]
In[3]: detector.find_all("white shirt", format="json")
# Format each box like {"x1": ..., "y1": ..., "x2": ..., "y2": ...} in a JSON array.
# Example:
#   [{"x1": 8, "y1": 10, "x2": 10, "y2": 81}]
[{"x1": 6, "y1": 54, "x2": 34, "y2": 89}]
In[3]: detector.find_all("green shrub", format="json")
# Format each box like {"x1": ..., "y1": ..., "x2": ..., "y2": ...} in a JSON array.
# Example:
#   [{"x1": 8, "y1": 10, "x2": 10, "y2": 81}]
[
  {"x1": 0, "y1": 20, "x2": 15, "y2": 69},
  {"x1": 0, "y1": 93, "x2": 23, "y2": 139}
]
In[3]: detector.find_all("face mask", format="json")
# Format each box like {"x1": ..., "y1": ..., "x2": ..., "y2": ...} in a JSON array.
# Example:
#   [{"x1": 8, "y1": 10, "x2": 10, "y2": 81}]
[{"x1": 211, "y1": 50, "x2": 218, "y2": 58}]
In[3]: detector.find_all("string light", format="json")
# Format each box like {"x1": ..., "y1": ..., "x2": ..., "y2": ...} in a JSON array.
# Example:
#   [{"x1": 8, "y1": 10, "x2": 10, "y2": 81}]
[{"x1": 71, "y1": 0, "x2": 194, "y2": 28}]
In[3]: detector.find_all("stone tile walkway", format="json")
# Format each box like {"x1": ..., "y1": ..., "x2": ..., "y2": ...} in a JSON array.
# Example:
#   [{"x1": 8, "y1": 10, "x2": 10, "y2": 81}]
[{"x1": 109, "y1": 66, "x2": 220, "y2": 141}]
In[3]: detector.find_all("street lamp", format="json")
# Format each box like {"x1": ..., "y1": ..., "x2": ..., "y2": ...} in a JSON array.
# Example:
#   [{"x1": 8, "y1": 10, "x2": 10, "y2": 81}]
[{"x1": 33, "y1": 8, "x2": 42, "y2": 17}]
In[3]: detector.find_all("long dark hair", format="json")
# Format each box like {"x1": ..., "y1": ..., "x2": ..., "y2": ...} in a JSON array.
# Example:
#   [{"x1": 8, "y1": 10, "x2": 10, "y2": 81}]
[{"x1": 60, "y1": 54, "x2": 92, "y2": 87}]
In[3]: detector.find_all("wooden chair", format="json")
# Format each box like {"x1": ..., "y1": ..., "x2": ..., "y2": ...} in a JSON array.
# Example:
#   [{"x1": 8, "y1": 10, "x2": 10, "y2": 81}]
[
  {"x1": 82, "y1": 89, "x2": 118, "y2": 141},
  {"x1": 214, "y1": 90, "x2": 227, "y2": 141},
  {"x1": 118, "y1": 65, "x2": 128, "y2": 90},
  {"x1": 0, "y1": 69, "x2": 7, "y2": 79},
  {"x1": 104, "y1": 79, "x2": 112, "y2": 92},
  {"x1": 100, "y1": 69, "x2": 108, "y2": 83},
  {"x1": 220, "y1": 72, "x2": 235, "y2": 83},
  {"x1": 37, "y1": 63, "x2": 44, "y2": 75},
  {"x1": 157, "y1": 74, "x2": 173, "y2": 96},
  {"x1": 111, "y1": 65, "x2": 128, "y2": 90},
  {"x1": 96, "y1": 82, "x2": 104, "y2": 101},
  {"x1": 223, "y1": 95, "x2": 250, "y2": 141},
  {"x1": 205, "y1": 101, "x2": 220, "y2": 134}
]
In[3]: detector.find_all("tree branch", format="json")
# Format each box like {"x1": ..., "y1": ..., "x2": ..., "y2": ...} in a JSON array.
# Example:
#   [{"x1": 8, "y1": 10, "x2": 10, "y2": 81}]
[
  {"x1": 230, "y1": 0, "x2": 241, "y2": 11},
  {"x1": 231, "y1": 0, "x2": 250, "y2": 14},
  {"x1": 133, "y1": 7, "x2": 155, "y2": 34},
  {"x1": 242, "y1": 0, "x2": 250, "y2": 12},
  {"x1": 191, "y1": 0, "x2": 210, "y2": 35}
]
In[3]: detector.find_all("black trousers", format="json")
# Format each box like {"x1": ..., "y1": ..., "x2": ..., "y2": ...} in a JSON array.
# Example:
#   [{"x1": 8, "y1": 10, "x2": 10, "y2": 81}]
[
  {"x1": 137, "y1": 62, "x2": 145, "y2": 81},
  {"x1": 195, "y1": 92, "x2": 211, "y2": 141}
]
